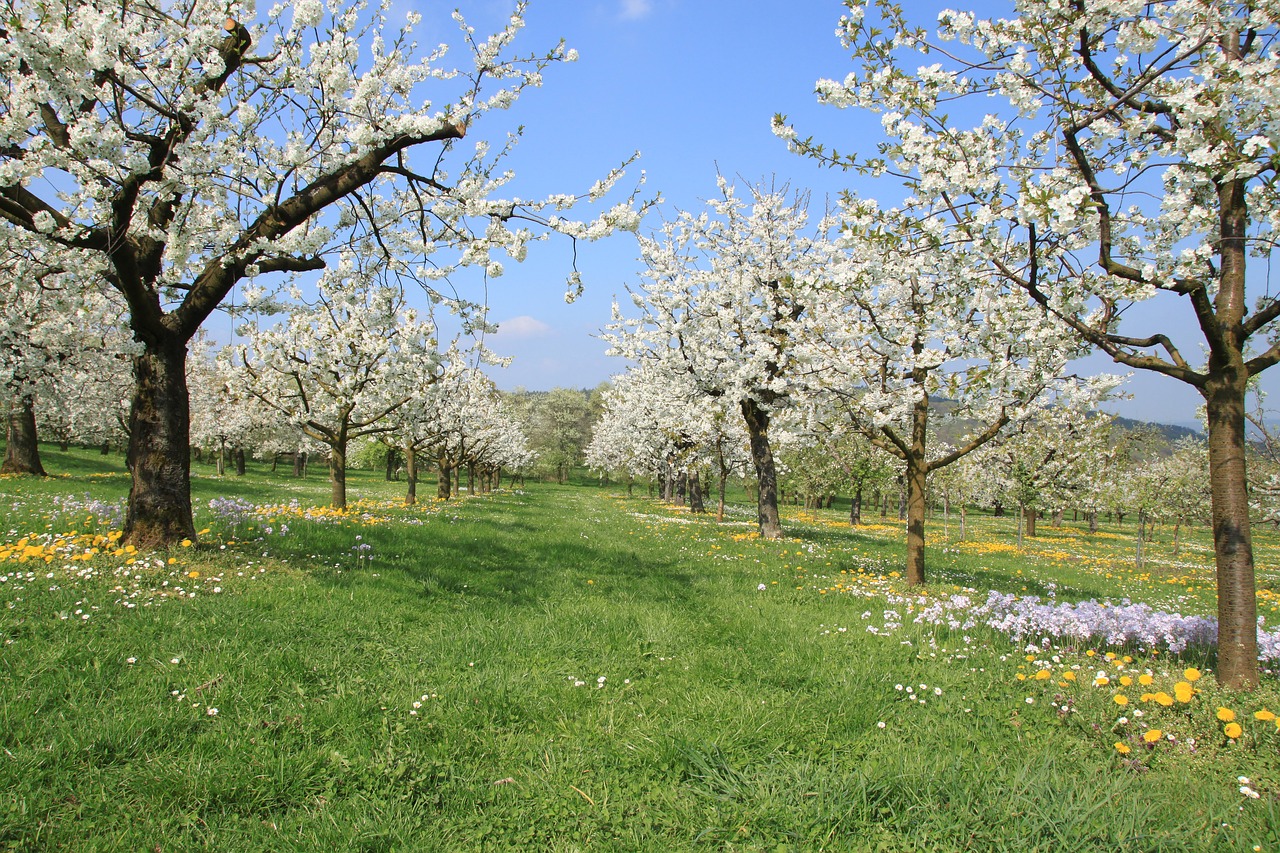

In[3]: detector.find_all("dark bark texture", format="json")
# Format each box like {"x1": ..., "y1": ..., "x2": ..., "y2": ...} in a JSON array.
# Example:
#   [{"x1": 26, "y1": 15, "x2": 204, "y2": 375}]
[{"x1": 2, "y1": 394, "x2": 45, "y2": 476}]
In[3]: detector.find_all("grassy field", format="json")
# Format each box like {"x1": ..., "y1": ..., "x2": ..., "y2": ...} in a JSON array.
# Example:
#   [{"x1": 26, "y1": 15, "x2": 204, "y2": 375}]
[{"x1": 2, "y1": 447, "x2": 1280, "y2": 851}]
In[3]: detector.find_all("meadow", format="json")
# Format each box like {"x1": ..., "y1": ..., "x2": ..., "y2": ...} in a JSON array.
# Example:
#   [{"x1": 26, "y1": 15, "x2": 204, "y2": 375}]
[{"x1": 2, "y1": 447, "x2": 1279, "y2": 851}]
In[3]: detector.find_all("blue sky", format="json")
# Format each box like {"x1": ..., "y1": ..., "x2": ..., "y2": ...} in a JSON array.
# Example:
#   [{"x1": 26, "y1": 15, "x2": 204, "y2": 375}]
[{"x1": 392, "y1": 1, "x2": 1272, "y2": 428}]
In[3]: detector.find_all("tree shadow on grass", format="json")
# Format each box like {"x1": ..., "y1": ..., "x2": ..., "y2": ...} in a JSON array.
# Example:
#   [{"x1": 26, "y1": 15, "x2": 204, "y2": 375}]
[
  {"x1": 313, "y1": 526, "x2": 695, "y2": 610},
  {"x1": 933, "y1": 562, "x2": 1120, "y2": 603}
]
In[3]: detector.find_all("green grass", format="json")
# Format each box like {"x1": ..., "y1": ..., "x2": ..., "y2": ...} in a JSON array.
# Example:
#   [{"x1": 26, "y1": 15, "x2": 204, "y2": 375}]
[{"x1": 1, "y1": 446, "x2": 1278, "y2": 850}]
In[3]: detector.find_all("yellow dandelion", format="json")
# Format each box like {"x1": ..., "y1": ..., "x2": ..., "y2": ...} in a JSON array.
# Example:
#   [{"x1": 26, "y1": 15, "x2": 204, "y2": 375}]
[
  {"x1": 1113, "y1": 694, "x2": 1129, "y2": 706},
  {"x1": 1224, "y1": 722, "x2": 1243, "y2": 739},
  {"x1": 1217, "y1": 707, "x2": 1237, "y2": 722},
  {"x1": 1035, "y1": 669, "x2": 1052, "y2": 681},
  {"x1": 1174, "y1": 682, "x2": 1195, "y2": 703},
  {"x1": 1062, "y1": 671, "x2": 1076, "y2": 682},
  {"x1": 1094, "y1": 675, "x2": 1111, "y2": 686},
  {"x1": 1254, "y1": 709, "x2": 1276, "y2": 722},
  {"x1": 1142, "y1": 729, "x2": 1163, "y2": 743},
  {"x1": 1114, "y1": 742, "x2": 1131, "y2": 755},
  {"x1": 1154, "y1": 692, "x2": 1173, "y2": 707},
  {"x1": 180, "y1": 539, "x2": 193, "y2": 548},
  {"x1": 1183, "y1": 667, "x2": 1202, "y2": 682},
  {"x1": 1119, "y1": 676, "x2": 1133, "y2": 687},
  {"x1": 1138, "y1": 673, "x2": 1154, "y2": 686},
  {"x1": 187, "y1": 571, "x2": 199, "y2": 579}
]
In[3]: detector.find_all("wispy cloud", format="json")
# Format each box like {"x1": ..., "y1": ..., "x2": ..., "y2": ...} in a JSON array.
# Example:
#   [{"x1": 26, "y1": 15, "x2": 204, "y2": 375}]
[
  {"x1": 492, "y1": 315, "x2": 553, "y2": 340},
  {"x1": 619, "y1": 0, "x2": 652, "y2": 21}
]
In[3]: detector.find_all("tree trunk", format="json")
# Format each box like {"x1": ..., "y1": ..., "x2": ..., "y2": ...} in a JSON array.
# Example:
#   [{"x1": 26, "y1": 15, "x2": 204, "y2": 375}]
[
  {"x1": 123, "y1": 338, "x2": 196, "y2": 548},
  {"x1": 234, "y1": 447, "x2": 245, "y2": 475},
  {"x1": 101, "y1": 441, "x2": 110, "y2": 456},
  {"x1": 386, "y1": 446, "x2": 398, "y2": 481},
  {"x1": 1172, "y1": 517, "x2": 1182, "y2": 558},
  {"x1": 904, "y1": 393, "x2": 928, "y2": 586},
  {"x1": 1052, "y1": 508, "x2": 1063, "y2": 528},
  {"x1": 293, "y1": 451, "x2": 305, "y2": 478},
  {"x1": 850, "y1": 484, "x2": 862, "y2": 527},
  {"x1": 215, "y1": 445, "x2": 225, "y2": 476},
  {"x1": 437, "y1": 456, "x2": 452, "y2": 500},
  {"x1": 328, "y1": 443, "x2": 348, "y2": 509},
  {"x1": 401, "y1": 440, "x2": 417, "y2": 502},
  {"x1": 1135, "y1": 509, "x2": 1146, "y2": 571},
  {"x1": 675, "y1": 470, "x2": 687, "y2": 506},
  {"x1": 1024, "y1": 507, "x2": 1037, "y2": 538},
  {"x1": 467, "y1": 461, "x2": 476, "y2": 495},
  {"x1": 1088, "y1": 510, "x2": 1098, "y2": 534},
  {"x1": 2, "y1": 394, "x2": 46, "y2": 476},
  {"x1": 1204, "y1": 365, "x2": 1259, "y2": 688},
  {"x1": 959, "y1": 505, "x2": 967, "y2": 541},
  {"x1": 740, "y1": 397, "x2": 782, "y2": 539},
  {"x1": 689, "y1": 470, "x2": 705, "y2": 514},
  {"x1": 717, "y1": 469, "x2": 727, "y2": 523}
]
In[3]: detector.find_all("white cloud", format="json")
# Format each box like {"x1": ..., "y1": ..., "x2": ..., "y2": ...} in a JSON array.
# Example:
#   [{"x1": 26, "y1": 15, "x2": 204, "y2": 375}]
[
  {"x1": 493, "y1": 315, "x2": 553, "y2": 340},
  {"x1": 619, "y1": 0, "x2": 652, "y2": 21}
]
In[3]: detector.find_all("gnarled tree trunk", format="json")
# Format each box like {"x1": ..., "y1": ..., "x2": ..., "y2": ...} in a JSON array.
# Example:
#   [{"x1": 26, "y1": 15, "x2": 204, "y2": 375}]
[
  {"x1": 123, "y1": 338, "x2": 195, "y2": 548},
  {"x1": 328, "y1": 442, "x2": 348, "y2": 509},
  {"x1": 2, "y1": 394, "x2": 46, "y2": 476},
  {"x1": 904, "y1": 391, "x2": 928, "y2": 586},
  {"x1": 437, "y1": 455, "x2": 452, "y2": 500},
  {"x1": 740, "y1": 397, "x2": 782, "y2": 539},
  {"x1": 1204, "y1": 365, "x2": 1258, "y2": 688},
  {"x1": 404, "y1": 445, "x2": 418, "y2": 506}
]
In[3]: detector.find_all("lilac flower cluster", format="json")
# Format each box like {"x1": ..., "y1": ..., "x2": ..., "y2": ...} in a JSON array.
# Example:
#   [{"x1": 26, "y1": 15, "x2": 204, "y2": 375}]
[
  {"x1": 906, "y1": 590, "x2": 1280, "y2": 664},
  {"x1": 50, "y1": 494, "x2": 125, "y2": 527},
  {"x1": 351, "y1": 536, "x2": 372, "y2": 568},
  {"x1": 207, "y1": 497, "x2": 258, "y2": 529}
]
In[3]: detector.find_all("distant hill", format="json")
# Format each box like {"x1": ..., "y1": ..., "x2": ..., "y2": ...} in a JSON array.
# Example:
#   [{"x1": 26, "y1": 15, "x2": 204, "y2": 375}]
[
  {"x1": 923, "y1": 397, "x2": 1204, "y2": 454},
  {"x1": 1110, "y1": 415, "x2": 1202, "y2": 444}
]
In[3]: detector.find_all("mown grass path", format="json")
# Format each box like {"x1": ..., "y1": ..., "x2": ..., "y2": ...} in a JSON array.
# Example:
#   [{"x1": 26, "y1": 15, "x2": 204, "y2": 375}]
[{"x1": 1, "y1": 461, "x2": 1278, "y2": 850}]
